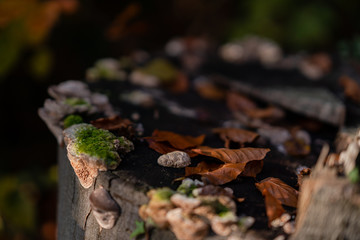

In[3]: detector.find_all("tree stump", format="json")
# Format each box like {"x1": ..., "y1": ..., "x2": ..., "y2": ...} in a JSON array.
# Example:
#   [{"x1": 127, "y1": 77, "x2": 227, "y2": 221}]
[{"x1": 292, "y1": 143, "x2": 360, "y2": 240}]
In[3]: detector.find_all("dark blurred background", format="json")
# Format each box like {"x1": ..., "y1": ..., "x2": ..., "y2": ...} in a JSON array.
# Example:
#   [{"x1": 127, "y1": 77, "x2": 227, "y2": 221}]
[{"x1": 1, "y1": 0, "x2": 360, "y2": 239}]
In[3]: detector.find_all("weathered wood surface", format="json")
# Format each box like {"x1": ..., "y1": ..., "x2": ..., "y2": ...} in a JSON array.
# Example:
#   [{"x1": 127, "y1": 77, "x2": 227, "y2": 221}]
[
  {"x1": 58, "y1": 145, "x2": 273, "y2": 240},
  {"x1": 54, "y1": 59, "x2": 359, "y2": 240},
  {"x1": 57, "y1": 146, "x2": 177, "y2": 240}
]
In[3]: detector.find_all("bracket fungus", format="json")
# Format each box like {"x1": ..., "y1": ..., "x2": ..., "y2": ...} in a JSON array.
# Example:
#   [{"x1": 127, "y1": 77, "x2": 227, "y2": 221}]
[
  {"x1": 63, "y1": 123, "x2": 134, "y2": 188},
  {"x1": 139, "y1": 188, "x2": 175, "y2": 228},
  {"x1": 166, "y1": 208, "x2": 209, "y2": 240},
  {"x1": 38, "y1": 80, "x2": 116, "y2": 144},
  {"x1": 157, "y1": 151, "x2": 191, "y2": 168},
  {"x1": 89, "y1": 187, "x2": 120, "y2": 229},
  {"x1": 138, "y1": 179, "x2": 254, "y2": 239}
]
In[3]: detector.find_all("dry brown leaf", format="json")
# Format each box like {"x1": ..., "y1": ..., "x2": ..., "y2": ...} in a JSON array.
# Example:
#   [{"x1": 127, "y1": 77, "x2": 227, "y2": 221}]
[
  {"x1": 212, "y1": 127, "x2": 259, "y2": 148},
  {"x1": 145, "y1": 139, "x2": 198, "y2": 157},
  {"x1": 255, "y1": 177, "x2": 298, "y2": 208},
  {"x1": 191, "y1": 146, "x2": 270, "y2": 164},
  {"x1": 185, "y1": 160, "x2": 263, "y2": 185},
  {"x1": 144, "y1": 129, "x2": 205, "y2": 150},
  {"x1": 91, "y1": 116, "x2": 133, "y2": 130},
  {"x1": 226, "y1": 91, "x2": 257, "y2": 112},
  {"x1": 195, "y1": 80, "x2": 226, "y2": 100},
  {"x1": 91, "y1": 116, "x2": 136, "y2": 138},
  {"x1": 241, "y1": 159, "x2": 264, "y2": 177},
  {"x1": 185, "y1": 162, "x2": 246, "y2": 185},
  {"x1": 339, "y1": 75, "x2": 360, "y2": 104},
  {"x1": 261, "y1": 189, "x2": 285, "y2": 225}
]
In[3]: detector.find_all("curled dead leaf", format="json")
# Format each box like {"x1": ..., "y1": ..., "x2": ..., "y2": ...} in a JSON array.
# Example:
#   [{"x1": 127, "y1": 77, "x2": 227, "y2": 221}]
[
  {"x1": 145, "y1": 138, "x2": 198, "y2": 157},
  {"x1": 261, "y1": 189, "x2": 285, "y2": 226},
  {"x1": 144, "y1": 129, "x2": 205, "y2": 150},
  {"x1": 90, "y1": 115, "x2": 136, "y2": 138},
  {"x1": 255, "y1": 177, "x2": 298, "y2": 208},
  {"x1": 191, "y1": 146, "x2": 270, "y2": 164},
  {"x1": 226, "y1": 92, "x2": 257, "y2": 112},
  {"x1": 212, "y1": 128, "x2": 259, "y2": 148},
  {"x1": 185, "y1": 160, "x2": 263, "y2": 185}
]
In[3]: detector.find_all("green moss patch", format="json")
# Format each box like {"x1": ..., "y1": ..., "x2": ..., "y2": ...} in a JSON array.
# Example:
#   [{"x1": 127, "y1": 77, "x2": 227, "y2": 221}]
[
  {"x1": 153, "y1": 187, "x2": 174, "y2": 201},
  {"x1": 74, "y1": 125, "x2": 121, "y2": 166},
  {"x1": 64, "y1": 97, "x2": 89, "y2": 106},
  {"x1": 63, "y1": 115, "x2": 83, "y2": 128}
]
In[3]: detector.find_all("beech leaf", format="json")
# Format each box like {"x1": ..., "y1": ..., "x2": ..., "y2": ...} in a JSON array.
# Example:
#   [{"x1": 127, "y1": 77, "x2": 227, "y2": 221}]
[
  {"x1": 262, "y1": 189, "x2": 285, "y2": 225},
  {"x1": 146, "y1": 139, "x2": 198, "y2": 157},
  {"x1": 255, "y1": 177, "x2": 298, "y2": 208},
  {"x1": 185, "y1": 160, "x2": 264, "y2": 185},
  {"x1": 144, "y1": 129, "x2": 205, "y2": 150},
  {"x1": 212, "y1": 127, "x2": 259, "y2": 148},
  {"x1": 91, "y1": 116, "x2": 133, "y2": 131},
  {"x1": 191, "y1": 146, "x2": 270, "y2": 164},
  {"x1": 226, "y1": 92, "x2": 257, "y2": 112}
]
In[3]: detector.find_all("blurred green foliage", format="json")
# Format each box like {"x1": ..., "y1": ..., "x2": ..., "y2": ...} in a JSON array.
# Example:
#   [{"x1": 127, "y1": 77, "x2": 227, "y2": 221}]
[
  {"x1": 228, "y1": 0, "x2": 359, "y2": 51},
  {"x1": 0, "y1": 166, "x2": 57, "y2": 239}
]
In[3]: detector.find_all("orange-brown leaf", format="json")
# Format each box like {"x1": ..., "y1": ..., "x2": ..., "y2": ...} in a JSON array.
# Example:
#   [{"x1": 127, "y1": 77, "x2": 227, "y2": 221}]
[
  {"x1": 186, "y1": 162, "x2": 247, "y2": 185},
  {"x1": 241, "y1": 159, "x2": 264, "y2": 177},
  {"x1": 185, "y1": 160, "x2": 263, "y2": 185},
  {"x1": 144, "y1": 129, "x2": 205, "y2": 150},
  {"x1": 226, "y1": 92, "x2": 257, "y2": 112},
  {"x1": 212, "y1": 127, "x2": 259, "y2": 148},
  {"x1": 262, "y1": 189, "x2": 285, "y2": 225},
  {"x1": 191, "y1": 146, "x2": 270, "y2": 164},
  {"x1": 255, "y1": 177, "x2": 298, "y2": 208},
  {"x1": 91, "y1": 116, "x2": 133, "y2": 130},
  {"x1": 145, "y1": 139, "x2": 198, "y2": 157}
]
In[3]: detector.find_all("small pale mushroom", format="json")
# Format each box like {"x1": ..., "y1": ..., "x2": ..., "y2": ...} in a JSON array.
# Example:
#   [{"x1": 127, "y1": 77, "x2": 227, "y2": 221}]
[
  {"x1": 166, "y1": 208, "x2": 209, "y2": 240},
  {"x1": 89, "y1": 187, "x2": 120, "y2": 229},
  {"x1": 157, "y1": 151, "x2": 191, "y2": 168},
  {"x1": 39, "y1": 80, "x2": 116, "y2": 145}
]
